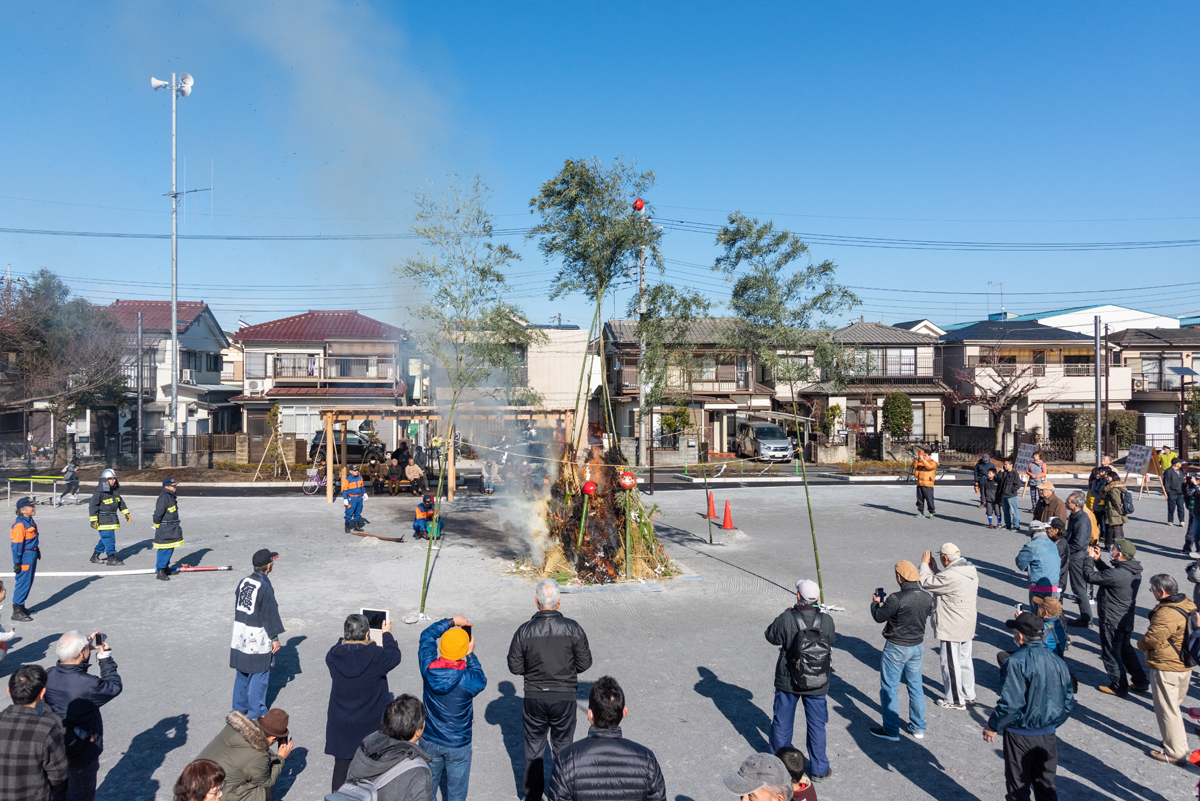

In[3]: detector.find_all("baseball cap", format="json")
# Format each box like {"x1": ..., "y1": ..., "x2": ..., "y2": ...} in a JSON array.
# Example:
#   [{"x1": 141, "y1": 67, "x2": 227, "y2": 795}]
[
  {"x1": 1030, "y1": 521, "x2": 1049, "y2": 533},
  {"x1": 1033, "y1": 596, "x2": 1063, "y2": 617},
  {"x1": 723, "y1": 753, "x2": 793, "y2": 798},
  {"x1": 14, "y1": 497, "x2": 34, "y2": 511},
  {"x1": 1047, "y1": 517, "x2": 1065, "y2": 531},
  {"x1": 938, "y1": 542, "x2": 961, "y2": 559},
  {"x1": 162, "y1": 477, "x2": 177, "y2": 487},
  {"x1": 1115, "y1": 539, "x2": 1137, "y2": 559},
  {"x1": 349, "y1": 464, "x2": 360, "y2": 472},
  {"x1": 257, "y1": 708, "x2": 289, "y2": 738},
  {"x1": 252, "y1": 549, "x2": 279, "y2": 568},
  {"x1": 795, "y1": 579, "x2": 821, "y2": 602},
  {"x1": 1005, "y1": 611, "x2": 1044, "y2": 638}
]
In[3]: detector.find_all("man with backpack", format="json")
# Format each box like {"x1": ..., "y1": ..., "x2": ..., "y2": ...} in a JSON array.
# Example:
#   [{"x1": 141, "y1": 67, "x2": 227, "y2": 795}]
[
  {"x1": 1136, "y1": 573, "x2": 1197, "y2": 765},
  {"x1": 764, "y1": 579, "x2": 836, "y2": 781},
  {"x1": 870, "y1": 561, "x2": 933, "y2": 742},
  {"x1": 335, "y1": 694, "x2": 433, "y2": 801}
]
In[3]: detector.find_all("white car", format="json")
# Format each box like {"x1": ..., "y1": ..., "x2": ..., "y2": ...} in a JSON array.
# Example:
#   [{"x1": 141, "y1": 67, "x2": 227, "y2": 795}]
[{"x1": 735, "y1": 422, "x2": 794, "y2": 461}]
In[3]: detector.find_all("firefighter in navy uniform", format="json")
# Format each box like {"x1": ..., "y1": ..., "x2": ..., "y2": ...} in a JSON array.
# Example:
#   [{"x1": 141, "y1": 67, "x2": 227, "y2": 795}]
[
  {"x1": 9, "y1": 497, "x2": 40, "y2": 621},
  {"x1": 88, "y1": 468, "x2": 129, "y2": 565},
  {"x1": 414, "y1": 494, "x2": 438, "y2": 540},
  {"x1": 152, "y1": 477, "x2": 184, "y2": 581},
  {"x1": 342, "y1": 464, "x2": 365, "y2": 533}
]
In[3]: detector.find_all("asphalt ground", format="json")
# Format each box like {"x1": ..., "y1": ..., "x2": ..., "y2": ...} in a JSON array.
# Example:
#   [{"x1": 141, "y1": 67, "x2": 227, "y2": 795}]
[{"x1": 3, "y1": 479, "x2": 1194, "y2": 800}]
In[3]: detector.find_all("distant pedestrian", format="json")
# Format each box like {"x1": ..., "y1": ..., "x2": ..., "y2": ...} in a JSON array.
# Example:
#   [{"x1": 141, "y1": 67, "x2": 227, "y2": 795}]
[
  {"x1": 508, "y1": 578, "x2": 593, "y2": 801},
  {"x1": 1160, "y1": 447, "x2": 1179, "y2": 473},
  {"x1": 230, "y1": 549, "x2": 284, "y2": 721},
  {"x1": 1083, "y1": 540, "x2": 1148, "y2": 697},
  {"x1": 1136, "y1": 574, "x2": 1197, "y2": 764},
  {"x1": 87, "y1": 468, "x2": 129, "y2": 566},
  {"x1": 981, "y1": 467, "x2": 1001, "y2": 528},
  {"x1": 58, "y1": 460, "x2": 79, "y2": 505},
  {"x1": 0, "y1": 665, "x2": 67, "y2": 801},
  {"x1": 870, "y1": 561, "x2": 932, "y2": 741},
  {"x1": 1016, "y1": 521, "x2": 1061, "y2": 606},
  {"x1": 343, "y1": 695, "x2": 434, "y2": 801},
  {"x1": 1033, "y1": 483, "x2": 1068, "y2": 525},
  {"x1": 326, "y1": 613, "x2": 403, "y2": 792},
  {"x1": 998, "y1": 459, "x2": 1023, "y2": 530},
  {"x1": 9, "y1": 497, "x2": 40, "y2": 622},
  {"x1": 983, "y1": 611, "x2": 1075, "y2": 801},
  {"x1": 482, "y1": 460, "x2": 498, "y2": 495},
  {"x1": 774, "y1": 746, "x2": 819, "y2": 801},
  {"x1": 972, "y1": 452, "x2": 992, "y2": 502},
  {"x1": 1165, "y1": 458, "x2": 1186, "y2": 529},
  {"x1": 44, "y1": 631, "x2": 123, "y2": 801},
  {"x1": 919, "y1": 543, "x2": 978, "y2": 710},
  {"x1": 1064, "y1": 493, "x2": 1095, "y2": 628},
  {"x1": 765, "y1": 579, "x2": 835, "y2": 779},
  {"x1": 171, "y1": 759, "x2": 225, "y2": 801},
  {"x1": 1103, "y1": 470, "x2": 1131, "y2": 548},
  {"x1": 913, "y1": 449, "x2": 937, "y2": 518},
  {"x1": 722, "y1": 753, "x2": 794, "y2": 801},
  {"x1": 419, "y1": 616, "x2": 487, "y2": 801},
  {"x1": 1087, "y1": 458, "x2": 1112, "y2": 543},
  {"x1": 547, "y1": 675, "x2": 666, "y2": 801},
  {"x1": 197, "y1": 707, "x2": 293, "y2": 801},
  {"x1": 152, "y1": 478, "x2": 184, "y2": 582},
  {"x1": 1185, "y1": 474, "x2": 1200, "y2": 556},
  {"x1": 1026, "y1": 451, "x2": 1047, "y2": 510}
]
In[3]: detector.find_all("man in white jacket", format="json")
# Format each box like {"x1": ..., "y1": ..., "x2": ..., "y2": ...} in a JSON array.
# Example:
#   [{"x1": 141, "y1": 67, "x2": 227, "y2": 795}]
[{"x1": 919, "y1": 542, "x2": 979, "y2": 711}]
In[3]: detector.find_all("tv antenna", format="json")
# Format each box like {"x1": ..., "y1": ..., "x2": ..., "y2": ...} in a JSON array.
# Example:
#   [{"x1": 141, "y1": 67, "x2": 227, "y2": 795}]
[{"x1": 988, "y1": 280, "x2": 1010, "y2": 314}]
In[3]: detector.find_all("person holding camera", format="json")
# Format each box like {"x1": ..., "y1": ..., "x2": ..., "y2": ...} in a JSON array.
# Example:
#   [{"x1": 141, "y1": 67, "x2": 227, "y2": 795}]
[
  {"x1": 870, "y1": 561, "x2": 932, "y2": 741},
  {"x1": 326, "y1": 613, "x2": 403, "y2": 792},
  {"x1": 419, "y1": 616, "x2": 487, "y2": 801},
  {"x1": 197, "y1": 707, "x2": 294, "y2": 801},
  {"x1": 1082, "y1": 540, "x2": 1148, "y2": 697},
  {"x1": 44, "y1": 630, "x2": 123, "y2": 801}
]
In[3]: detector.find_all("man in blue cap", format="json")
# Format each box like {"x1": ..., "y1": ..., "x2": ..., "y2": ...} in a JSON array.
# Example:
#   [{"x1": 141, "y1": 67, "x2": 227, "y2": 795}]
[
  {"x1": 9, "y1": 497, "x2": 40, "y2": 622},
  {"x1": 152, "y1": 478, "x2": 184, "y2": 582}
]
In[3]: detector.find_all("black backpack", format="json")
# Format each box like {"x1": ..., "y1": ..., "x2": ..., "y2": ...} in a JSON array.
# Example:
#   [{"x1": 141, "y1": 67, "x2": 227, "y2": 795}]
[
  {"x1": 786, "y1": 607, "x2": 832, "y2": 691},
  {"x1": 1120, "y1": 487, "x2": 1135, "y2": 516},
  {"x1": 1168, "y1": 606, "x2": 1200, "y2": 669}
]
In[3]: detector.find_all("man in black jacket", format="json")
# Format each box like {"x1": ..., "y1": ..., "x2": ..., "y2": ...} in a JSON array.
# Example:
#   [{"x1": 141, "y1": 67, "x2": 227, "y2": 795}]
[
  {"x1": 998, "y1": 460, "x2": 1023, "y2": 531},
  {"x1": 1064, "y1": 492, "x2": 1095, "y2": 627},
  {"x1": 870, "y1": 560, "x2": 933, "y2": 741},
  {"x1": 508, "y1": 578, "x2": 593, "y2": 801},
  {"x1": 151, "y1": 477, "x2": 184, "y2": 582},
  {"x1": 1083, "y1": 539, "x2": 1148, "y2": 697},
  {"x1": 44, "y1": 631, "x2": 123, "y2": 801},
  {"x1": 546, "y1": 675, "x2": 665, "y2": 801},
  {"x1": 1164, "y1": 457, "x2": 1186, "y2": 530},
  {"x1": 764, "y1": 578, "x2": 835, "y2": 780}
]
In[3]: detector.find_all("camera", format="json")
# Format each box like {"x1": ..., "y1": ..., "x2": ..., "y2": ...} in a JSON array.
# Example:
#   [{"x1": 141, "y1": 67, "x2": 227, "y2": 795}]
[{"x1": 91, "y1": 633, "x2": 107, "y2": 648}]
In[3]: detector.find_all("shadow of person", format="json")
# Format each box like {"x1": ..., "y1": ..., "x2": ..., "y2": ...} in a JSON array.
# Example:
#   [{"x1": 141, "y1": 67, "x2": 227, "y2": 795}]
[
  {"x1": 484, "y1": 681, "x2": 527, "y2": 795},
  {"x1": 0, "y1": 634, "x2": 59, "y2": 679},
  {"x1": 31, "y1": 576, "x2": 100, "y2": 613},
  {"x1": 96, "y1": 713, "x2": 188, "y2": 800},
  {"x1": 266, "y1": 635, "x2": 306, "y2": 709},
  {"x1": 693, "y1": 667, "x2": 771, "y2": 753},
  {"x1": 114, "y1": 539, "x2": 153, "y2": 562},
  {"x1": 272, "y1": 745, "x2": 308, "y2": 799},
  {"x1": 171, "y1": 547, "x2": 213, "y2": 567}
]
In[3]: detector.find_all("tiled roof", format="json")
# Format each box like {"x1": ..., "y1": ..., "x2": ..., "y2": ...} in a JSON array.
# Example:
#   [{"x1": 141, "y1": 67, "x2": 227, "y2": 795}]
[
  {"x1": 233, "y1": 311, "x2": 407, "y2": 343},
  {"x1": 832, "y1": 322, "x2": 938, "y2": 345},
  {"x1": 939, "y1": 320, "x2": 1092, "y2": 344},
  {"x1": 106, "y1": 300, "x2": 210, "y2": 334},
  {"x1": 605, "y1": 318, "x2": 737, "y2": 345},
  {"x1": 229, "y1": 386, "x2": 406, "y2": 402},
  {"x1": 1108, "y1": 328, "x2": 1200, "y2": 346}
]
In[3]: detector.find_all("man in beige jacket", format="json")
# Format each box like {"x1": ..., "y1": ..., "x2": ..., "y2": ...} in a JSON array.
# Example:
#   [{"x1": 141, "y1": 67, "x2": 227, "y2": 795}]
[
  {"x1": 919, "y1": 542, "x2": 979, "y2": 710},
  {"x1": 1137, "y1": 573, "x2": 1197, "y2": 764}
]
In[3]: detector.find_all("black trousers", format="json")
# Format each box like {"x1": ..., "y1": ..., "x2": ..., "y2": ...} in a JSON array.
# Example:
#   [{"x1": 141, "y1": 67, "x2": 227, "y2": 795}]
[
  {"x1": 1003, "y1": 731, "x2": 1058, "y2": 801},
  {"x1": 332, "y1": 757, "x2": 353, "y2": 792},
  {"x1": 1066, "y1": 559, "x2": 1092, "y2": 621},
  {"x1": 522, "y1": 696, "x2": 577, "y2": 801},
  {"x1": 1105, "y1": 522, "x2": 1123, "y2": 549},
  {"x1": 1099, "y1": 623, "x2": 1147, "y2": 692},
  {"x1": 916, "y1": 486, "x2": 936, "y2": 514}
]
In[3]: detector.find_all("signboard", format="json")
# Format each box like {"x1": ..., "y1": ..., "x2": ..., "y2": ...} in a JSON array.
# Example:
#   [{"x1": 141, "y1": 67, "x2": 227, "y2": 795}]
[
  {"x1": 1014, "y1": 443, "x2": 1039, "y2": 473},
  {"x1": 1125, "y1": 444, "x2": 1153, "y2": 477}
]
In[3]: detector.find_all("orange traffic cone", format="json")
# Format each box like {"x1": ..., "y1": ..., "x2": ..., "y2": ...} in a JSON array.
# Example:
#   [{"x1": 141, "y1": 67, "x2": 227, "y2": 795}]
[
  {"x1": 720, "y1": 500, "x2": 736, "y2": 530},
  {"x1": 706, "y1": 491, "x2": 717, "y2": 520}
]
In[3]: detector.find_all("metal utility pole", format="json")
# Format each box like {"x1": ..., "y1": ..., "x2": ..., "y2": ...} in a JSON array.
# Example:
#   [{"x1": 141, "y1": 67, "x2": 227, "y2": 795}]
[
  {"x1": 1103, "y1": 324, "x2": 1111, "y2": 458},
  {"x1": 1094, "y1": 316, "x2": 1102, "y2": 465},
  {"x1": 137, "y1": 313, "x2": 144, "y2": 470},
  {"x1": 637, "y1": 239, "x2": 648, "y2": 468}
]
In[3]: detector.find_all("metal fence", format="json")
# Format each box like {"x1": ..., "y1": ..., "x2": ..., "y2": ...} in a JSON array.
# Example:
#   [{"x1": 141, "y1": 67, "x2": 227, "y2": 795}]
[
  {"x1": 1040, "y1": 438, "x2": 1076, "y2": 462},
  {"x1": 120, "y1": 433, "x2": 239, "y2": 454}
]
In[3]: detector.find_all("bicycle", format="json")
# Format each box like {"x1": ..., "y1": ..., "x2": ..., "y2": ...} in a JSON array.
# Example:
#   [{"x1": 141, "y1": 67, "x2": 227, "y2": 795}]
[{"x1": 302, "y1": 467, "x2": 341, "y2": 496}]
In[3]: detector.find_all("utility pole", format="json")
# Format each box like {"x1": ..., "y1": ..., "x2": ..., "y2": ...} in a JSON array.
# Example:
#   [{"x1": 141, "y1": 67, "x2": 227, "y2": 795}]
[
  {"x1": 1094, "y1": 316, "x2": 1102, "y2": 466},
  {"x1": 635, "y1": 198, "x2": 649, "y2": 469},
  {"x1": 989, "y1": 280, "x2": 1010, "y2": 316},
  {"x1": 1103, "y1": 323, "x2": 1110, "y2": 458},
  {"x1": 137, "y1": 313, "x2": 144, "y2": 471}
]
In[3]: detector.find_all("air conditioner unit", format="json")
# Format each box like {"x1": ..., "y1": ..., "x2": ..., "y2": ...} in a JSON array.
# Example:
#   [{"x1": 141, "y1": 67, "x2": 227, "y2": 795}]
[
  {"x1": 1132, "y1": 378, "x2": 1145, "y2": 391},
  {"x1": 181, "y1": 369, "x2": 196, "y2": 384},
  {"x1": 247, "y1": 380, "x2": 264, "y2": 397}
]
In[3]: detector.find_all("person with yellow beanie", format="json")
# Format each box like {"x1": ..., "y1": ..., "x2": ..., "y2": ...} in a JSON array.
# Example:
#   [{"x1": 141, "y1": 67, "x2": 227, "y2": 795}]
[{"x1": 418, "y1": 615, "x2": 487, "y2": 801}]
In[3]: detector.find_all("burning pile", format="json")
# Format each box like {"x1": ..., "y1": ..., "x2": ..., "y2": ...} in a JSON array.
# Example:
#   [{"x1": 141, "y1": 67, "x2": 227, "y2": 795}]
[{"x1": 542, "y1": 445, "x2": 671, "y2": 584}]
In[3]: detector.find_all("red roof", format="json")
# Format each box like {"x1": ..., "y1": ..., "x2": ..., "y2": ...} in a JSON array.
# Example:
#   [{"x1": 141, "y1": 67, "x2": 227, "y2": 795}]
[
  {"x1": 106, "y1": 300, "x2": 210, "y2": 334},
  {"x1": 229, "y1": 386, "x2": 406, "y2": 402},
  {"x1": 233, "y1": 310, "x2": 407, "y2": 344}
]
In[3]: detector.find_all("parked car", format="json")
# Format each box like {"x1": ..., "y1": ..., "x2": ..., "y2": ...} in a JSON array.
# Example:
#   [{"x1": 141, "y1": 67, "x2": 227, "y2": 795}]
[
  {"x1": 735, "y1": 422, "x2": 794, "y2": 461},
  {"x1": 308, "y1": 430, "x2": 385, "y2": 464}
]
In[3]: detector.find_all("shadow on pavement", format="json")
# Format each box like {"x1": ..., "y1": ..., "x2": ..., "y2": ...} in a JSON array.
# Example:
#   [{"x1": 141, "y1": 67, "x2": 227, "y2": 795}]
[
  {"x1": 655, "y1": 524, "x2": 794, "y2": 595},
  {"x1": 97, "y1": 713, "x2": 188, "y2": 801},
  {"x1": 859, "y1": 502, "x2": 980, "y2": 527},
  {"x1": 173, "y1": 547, "x2": 213, "y2": 567},
  {"x1": 31, "y1": 576, "x2": 100, "y2": 613},
  {"x1": 274, "y1": 745, "x2": 308, "y2": 799},
  {"x1": 0, "y1": 634, "x2": 59, "y2": 678},
  {"x1": 266, "y1": 635, "x2": 307, "y2": 709},
  {"x1": 484, "y1": 680, "x2": 525, "y2": 795},
  {"x1": 114, "y1": 539, "x2": 153, "y2": 562},
  {"x1": 693, "y1": 666, "x2": 771, "y2": 753},
  {"x1": 1056, "y1": 738, "x2": 1173, "y2": 801},
  {"x1": 970, "y1": 556, "x2": 1026, "y2": 590}
]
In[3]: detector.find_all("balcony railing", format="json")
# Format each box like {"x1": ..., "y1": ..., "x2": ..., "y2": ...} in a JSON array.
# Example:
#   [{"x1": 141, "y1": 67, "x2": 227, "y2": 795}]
[
  {"x1": 120, "y1": 363, "x2": 157, "y2": 393},
  {"x1": 844, "y1": 355, "x2": 942, "y2": 384},
  {"x1": 1062, "y1": 363, "x2": 1097, "y2": 376},
  {"x1": 272, "y1": 356, "x2": 396, "y2": 382},
  {"x1": 616, "y1": 365, "x2": 751, "y2": 393},
  {"x1": 1134, "y1": 374, "x2": 1182, "y2": 392}
]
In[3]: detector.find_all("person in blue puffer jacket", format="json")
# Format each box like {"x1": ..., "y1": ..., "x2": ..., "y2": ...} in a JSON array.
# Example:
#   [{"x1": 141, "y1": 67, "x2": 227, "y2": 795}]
[{"x1": 419, "y1": 616, "x2": 487, "y2": 801}]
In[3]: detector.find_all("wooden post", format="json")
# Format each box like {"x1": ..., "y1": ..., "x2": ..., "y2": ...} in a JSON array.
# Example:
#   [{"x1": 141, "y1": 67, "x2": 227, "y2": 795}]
[
  {"x1": 325, "y1": 413, "x2": 335, "y2": 503},
  {"x1": 447, "y1": 425, "x2": 456, "y2": 502},
  {"x1": 340, "y1": 421, "x2": 348, "y2": 483}
]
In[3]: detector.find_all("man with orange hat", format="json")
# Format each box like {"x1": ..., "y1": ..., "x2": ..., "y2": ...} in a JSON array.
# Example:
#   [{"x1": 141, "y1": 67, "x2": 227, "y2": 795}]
[{"x1": 419, "y1": 615, "x2": 486, "y2": 801}]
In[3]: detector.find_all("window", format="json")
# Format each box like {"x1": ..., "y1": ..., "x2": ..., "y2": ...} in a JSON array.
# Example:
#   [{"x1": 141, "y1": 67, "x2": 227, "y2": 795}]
[
  {"x1": 245, "y1": 352, "x2": 267, "y2": 378},
  {"x1": 885, "y1": 348, "x2": 916, "y2": 375},
  {"x1": 206, "y1": 353, "x2": 222, "y2": 372},
  {"x1": 736, "y1": 356, "x2": 750, "y2": 390},
  {"x1": 911, "y1": 404, "x2": 925, "y2": 439},
  {"x1": 699, "y1": 357, "x2": 716, "y2": 382},
  {"x1": 1142, "y1": 354, "x2": 1183, "y2": 391}
]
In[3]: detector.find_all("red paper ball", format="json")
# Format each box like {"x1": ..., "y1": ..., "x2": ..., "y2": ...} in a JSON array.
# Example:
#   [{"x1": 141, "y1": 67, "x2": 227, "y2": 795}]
[
  {"x1": 582, "y1": 480, "x2": 597, "y2": 497},
  {"x1": 618, "y1": 471, "x2": 636, "y2": 490},
  {"x1": 633, "y1": 198, "x2": 644, "y2": 212}
]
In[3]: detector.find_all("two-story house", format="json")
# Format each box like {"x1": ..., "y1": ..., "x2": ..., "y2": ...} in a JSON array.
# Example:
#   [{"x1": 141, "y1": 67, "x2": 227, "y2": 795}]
[
  {"x1": 1108, "y1": 327, "x2": 1200, "y2": 449},
  {"x1": 231, "y1": 310, "x2": 410, "y2": 460}
]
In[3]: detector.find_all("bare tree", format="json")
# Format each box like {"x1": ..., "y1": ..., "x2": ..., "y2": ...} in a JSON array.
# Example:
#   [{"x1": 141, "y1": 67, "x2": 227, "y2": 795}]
[{"x1": 949, "y1": 346, "x2": 1061, "y2": 453}]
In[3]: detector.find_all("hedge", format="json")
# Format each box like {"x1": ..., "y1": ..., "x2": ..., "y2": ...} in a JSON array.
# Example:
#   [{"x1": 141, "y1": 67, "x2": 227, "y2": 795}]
[{"x1": 1046, "y1": 409, "x2": 1138, "y2": 448}]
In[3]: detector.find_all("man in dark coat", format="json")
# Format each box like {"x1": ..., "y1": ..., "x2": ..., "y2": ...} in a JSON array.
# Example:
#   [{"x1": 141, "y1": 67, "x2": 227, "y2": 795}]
[
  {"x1": 325, "y1": 613, "x2": 403, "y2": 792},
  {"x1": 44, "y1": 631, "x2": 123, "y2": 801},
  {"x1": 547, "y1": 675, "x2": 665, "y2": 801},
  {"x1": 1064, "y1": 493, "x2": 1095, "y2": 627},
  {"x1": 764, "y1": 578, "x2": 835, "y2": 780},
  {"x1": 419, "y1": 616, "x2": 487, "y2": 801},
  {"x1": 151, "y1": 477, "x2": 184, "y2": 581},
  {"x1": 870, "y1": 561, "x2": 933, "y2": 741},
  {"x1": 508, "y1": 579, "x2": 593, "y2": 801},
  {"x1": 230, "y1": 549, "x2": 284, "y2": 721},
  {"x1": 998, "y1": 460, "x2": 1023, "y2": 531},
  {"x1": 1164, "y1": 458, "x2": 1186, "y2": 529},
  {"x1": 344, "y1": 695, "x2": 433, "y2": 801},
  {"x1": 1083, "y1": 539, "x2": 1148, "y2": 697}
]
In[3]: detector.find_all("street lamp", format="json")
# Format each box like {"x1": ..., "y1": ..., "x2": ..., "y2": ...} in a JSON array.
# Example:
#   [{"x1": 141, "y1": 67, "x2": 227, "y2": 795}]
[{"x1": 151, "y1": 72, "x2": 194, "y2": 467}]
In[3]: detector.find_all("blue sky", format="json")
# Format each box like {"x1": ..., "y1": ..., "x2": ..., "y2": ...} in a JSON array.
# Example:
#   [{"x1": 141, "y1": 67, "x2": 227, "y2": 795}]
[{"x1": 1, "y1": 2, "x2": 1197, "y2": 332}]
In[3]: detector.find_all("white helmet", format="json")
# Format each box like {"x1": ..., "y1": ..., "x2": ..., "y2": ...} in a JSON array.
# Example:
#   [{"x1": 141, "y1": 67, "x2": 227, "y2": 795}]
[{"x1": 100, "y1": 468, "x2": 117, "y2": 480}]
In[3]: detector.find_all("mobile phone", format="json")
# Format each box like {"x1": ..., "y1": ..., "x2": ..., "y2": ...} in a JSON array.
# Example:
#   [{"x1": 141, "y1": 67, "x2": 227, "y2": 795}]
[
  {"x1": 91, "y1": 633, "x2": 106, "y2": 647},
  {"x1": 461, "y1": 624, "x2": 472, "y2": 640},
  {"x1": 360, "y1": 609, "x2": 388, "y2": 630},
  {"x1": 874, "y1": 588, "x2": 885, "y2": 599},
  {"x1": 1014, "y1": 603, "x2": 1024, "y2": 614}
]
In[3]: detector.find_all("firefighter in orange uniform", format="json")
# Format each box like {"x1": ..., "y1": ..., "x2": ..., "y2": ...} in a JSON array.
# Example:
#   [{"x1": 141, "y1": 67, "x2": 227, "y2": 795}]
[
  {"x1": 342, "y1": 464, "x2": 366, "y2": 534},
  {"x1": 10, "y1": 497, "x2": 40, "y2": 622},
  {"x1": 414, "y1": 494, "x2": 438, "y2": 540}
]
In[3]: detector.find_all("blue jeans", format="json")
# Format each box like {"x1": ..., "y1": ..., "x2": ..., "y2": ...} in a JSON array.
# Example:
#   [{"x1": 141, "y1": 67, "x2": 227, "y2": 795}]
[
  {"x1": 422, "y1": 738, "x2": 473, "y2": 801},
  {"x1": 880, "y1": 641, "x2": 926, "y2": 735},
  {"x1": 1168, "y1": 493, "x2": 1187, "y2": 524},
  {"x1": 483, "y1": 478, "x2": 494, "y2": 492},
  {"x1": 155, "y1": 548, "x2": 173, "y2": 569},
  {"x1": 769, "y1": 691, "x2": 829, "y2": 776},
  {"x1": 344, "y1": 496, "x2": 363, "y2": 523},
  {"x1": 1003, "y1": 497, "x2": 1021, "y2": 530},
  {"x1": 232, "y1": 670, "x2": 270, "y2": 719}
]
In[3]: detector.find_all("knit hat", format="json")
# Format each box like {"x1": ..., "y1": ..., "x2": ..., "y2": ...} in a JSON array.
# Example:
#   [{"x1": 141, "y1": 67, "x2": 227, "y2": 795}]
[
  {"x1": 895, "y1": 560, "x2": 919, "y2": 582},
  {"x1": 1033, "y1": 596, "x2": 1062, "y2": 617},
  {"x1": 1115, "y1": 539, "x2": 1137, "y2": 559},
  {"x1": 439, "y1": 627, "x2": 470, "y2": 661},
  {"x1": 257, "y1": 708, "x2": 289, "y2": 738},
  {"x1": 938, "y1": 542, "x2": 961, "y2": 559},
  {"x1": 795, "y1": 579, "x2": 821, "y2": 602}
]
